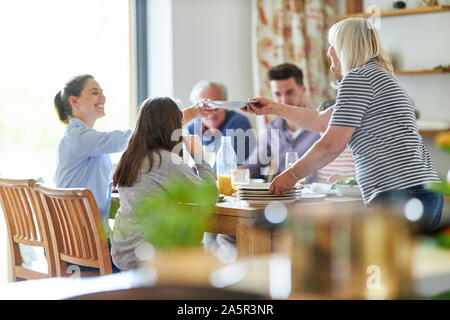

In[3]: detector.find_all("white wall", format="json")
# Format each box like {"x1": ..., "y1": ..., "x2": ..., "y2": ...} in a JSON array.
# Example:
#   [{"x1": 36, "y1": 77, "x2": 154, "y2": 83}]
[
  {"x1": 171, "y1": 0, "x2": 254, "y2": 105},
  {"x1": 147, "y1": 0, "x2": 256, "y2": 127},
  {"x1": 148, "y1": 0, "x2": 174, "y2": 98},
  {"x1": 376, "y1": 12, "x2": 450, "y2": 123},
  {"x1": 148, "y1": 0, "x2": 254, "y2": 107}
]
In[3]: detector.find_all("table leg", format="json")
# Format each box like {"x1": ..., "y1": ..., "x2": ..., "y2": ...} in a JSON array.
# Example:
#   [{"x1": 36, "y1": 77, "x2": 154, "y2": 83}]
[{"x1": 236, "y1": 217, "x2": 271, "y2": 256}]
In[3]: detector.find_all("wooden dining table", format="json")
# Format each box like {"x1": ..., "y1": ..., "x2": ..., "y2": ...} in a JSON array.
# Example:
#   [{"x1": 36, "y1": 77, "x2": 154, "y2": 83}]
[
  {"x1": 206, "y1": 195, "x2": 364, "y2": 256},
  {"x1": 111, "y1": 191, "x2": 364, "y2": 256}
]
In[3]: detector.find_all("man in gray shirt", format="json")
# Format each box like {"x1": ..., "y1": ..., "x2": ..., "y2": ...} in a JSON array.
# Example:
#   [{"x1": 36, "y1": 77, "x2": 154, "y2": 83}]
[{"x1": 244, "y1": 63, "x2": 320, "y2": 181}]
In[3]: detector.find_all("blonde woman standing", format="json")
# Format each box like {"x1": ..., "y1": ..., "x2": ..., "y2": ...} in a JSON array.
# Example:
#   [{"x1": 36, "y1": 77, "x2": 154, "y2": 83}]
[{"x1": 244, "y1": 18, "x2": 442, "y2": 230}]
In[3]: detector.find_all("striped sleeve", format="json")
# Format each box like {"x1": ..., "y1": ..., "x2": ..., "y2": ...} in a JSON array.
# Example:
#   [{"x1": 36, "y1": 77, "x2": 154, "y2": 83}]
[{"x1": 329, "y1": 71, "x2": 374, "y2": 128}]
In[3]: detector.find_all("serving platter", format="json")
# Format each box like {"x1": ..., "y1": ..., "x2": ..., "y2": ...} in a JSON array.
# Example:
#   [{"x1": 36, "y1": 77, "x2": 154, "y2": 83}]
[{"x1": 202, "y1": 100, "x2": 259, "y2": 110}]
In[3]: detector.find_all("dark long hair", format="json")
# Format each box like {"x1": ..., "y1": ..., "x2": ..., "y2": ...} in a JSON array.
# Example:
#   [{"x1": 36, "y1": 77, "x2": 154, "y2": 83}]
[
  {"x1": 268, "y1": 63, "x2": 304, "y2": 86},
  {"x1": 113, "y1": 97, "x2": 183, "y2": 187},
  {"x1": 54, "y1": 74, "x2": 93, "y2": 124}
]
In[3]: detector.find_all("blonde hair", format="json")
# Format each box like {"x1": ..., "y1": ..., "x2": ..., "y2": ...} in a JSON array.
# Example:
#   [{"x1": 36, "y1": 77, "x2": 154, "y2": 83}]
[{"x1": 328, "y1": 18, "x2": 394, "y2": 77}]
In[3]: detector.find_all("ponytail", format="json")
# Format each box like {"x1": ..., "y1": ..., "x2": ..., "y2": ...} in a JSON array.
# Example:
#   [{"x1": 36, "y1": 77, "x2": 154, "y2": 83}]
[{"x1": 54, "y1": 90, "x2": 72, "y2": 124}]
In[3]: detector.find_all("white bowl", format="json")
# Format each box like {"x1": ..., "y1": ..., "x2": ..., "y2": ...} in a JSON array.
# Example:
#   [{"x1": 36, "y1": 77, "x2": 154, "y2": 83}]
[
  {"x1": 335, "y1": 184, "x2": 361, "y2": 197},
  {"x1": 311, "y1": 183, "x2": 333, "y2": 193}
]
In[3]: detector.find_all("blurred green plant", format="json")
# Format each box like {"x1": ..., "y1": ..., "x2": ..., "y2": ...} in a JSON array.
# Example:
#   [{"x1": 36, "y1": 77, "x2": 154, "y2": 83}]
[
  {"x1": 431, "y1": 290, "x2": 450, "y2": 300},
  {"x1": 331, "y1": 176, "x2": 357, "y2": 189},
  {"x1": 436, "y1": 228, "x2": 450, "y2": 248},
  {"x1": 430, "y1": 179, "x2": 450, "y2": 196},
  {"x1": 134, "y1": 177, "x2": 218, "y2": 250},
  {"x1": 429, "y1": 131, "x2": 450, "y2": 196},
  {"x1": 429, "y1": 131, "x2": 450, "y2": 248}
]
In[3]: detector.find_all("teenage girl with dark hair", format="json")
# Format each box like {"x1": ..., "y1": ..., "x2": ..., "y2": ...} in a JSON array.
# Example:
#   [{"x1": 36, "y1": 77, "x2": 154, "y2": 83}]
[{"x1": 111, "y1": 97, "x2": 218, "y2": 271}]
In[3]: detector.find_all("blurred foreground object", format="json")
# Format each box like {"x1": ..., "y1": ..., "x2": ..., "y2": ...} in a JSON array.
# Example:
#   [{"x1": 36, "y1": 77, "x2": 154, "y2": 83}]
[
  {"x1": 430, "y1": 131, "x2": 450, "y2": 247},
  {"x1": 135, "y1": 177, "x2": 218, "y2": 249},
  {"x1": 277, "y1": 204, "x2": 413, "y2": 299},
  {"x1": 134, "y1": 177, "x2": 224, "y2": 285}
]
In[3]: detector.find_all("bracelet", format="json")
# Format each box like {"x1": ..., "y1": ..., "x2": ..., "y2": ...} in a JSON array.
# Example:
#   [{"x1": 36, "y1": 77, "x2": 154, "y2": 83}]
[{"x1": 289, "y1": 167, "x2": 299, "y2": 180}]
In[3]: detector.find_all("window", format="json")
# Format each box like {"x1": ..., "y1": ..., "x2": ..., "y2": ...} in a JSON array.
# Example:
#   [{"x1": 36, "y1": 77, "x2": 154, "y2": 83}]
[
  {"x1": 0, "y1": 0, "x2": 132, "y2": 283},
  {"x1": 0, "y1": 0, "x2": 132, "y2": 184}
]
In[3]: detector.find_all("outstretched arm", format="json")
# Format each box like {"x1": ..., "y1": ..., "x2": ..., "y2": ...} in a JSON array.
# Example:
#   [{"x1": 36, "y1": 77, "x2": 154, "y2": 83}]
[
  {"x1": 182, "y1": 103, "x2": 222, "y2": 125},
  {"x1": 269, "y1": 125, "x2": 355, "y2": 195},
  {"x1": 243, "y1": 97, "x2": 333, "y2": 132}
]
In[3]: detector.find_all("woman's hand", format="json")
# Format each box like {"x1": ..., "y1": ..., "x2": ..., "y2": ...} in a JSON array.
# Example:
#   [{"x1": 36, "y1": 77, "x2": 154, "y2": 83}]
[
  {"x1": 241, "y1": 97, "x2": 279, "y2": 115},
  {"x1": 183, "y1": 135, "x2": 203, "y2": 158},
  {"x1": 269, "y1": 169, "x2": 298, "y2": 196}
]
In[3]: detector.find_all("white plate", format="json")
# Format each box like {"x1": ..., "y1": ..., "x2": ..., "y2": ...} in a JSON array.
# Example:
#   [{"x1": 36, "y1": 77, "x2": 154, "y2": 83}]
[
  {"x1": 237, "y1": 189, "x2": 302, "y2": 196},
  {"x1": 237, "y1": 194, "x2": 302, "y2": 199},
  {"x1": 238, "y1": 195, "x2": 302, "y2": 201},
  {"x1": 241, "y1": 199, "x2": 298, "y2": 206},
  {"x1": 237, "y1": 183, "x2": 302, "y2": 191},
  {"x1": 203, "y1": 100, "x2": 259, "y2": 110},
  {"x1": 299, "y1": 193, "x2": 326, "y2": 199}
]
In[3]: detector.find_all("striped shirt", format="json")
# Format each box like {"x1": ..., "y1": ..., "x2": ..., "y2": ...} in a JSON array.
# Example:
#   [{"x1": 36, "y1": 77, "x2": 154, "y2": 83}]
[
  {"x1": 329, "y1": 60, "x2": 439, "y2": 204},
  {"x1": 317, "y1": 147, "x2": 356, "y2": 183}
]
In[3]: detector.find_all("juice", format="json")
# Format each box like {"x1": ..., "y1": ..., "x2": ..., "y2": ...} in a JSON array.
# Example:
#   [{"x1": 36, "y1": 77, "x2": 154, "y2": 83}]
[{"x1": 218, "y1": 175, "x2": 235, "y2": 195}]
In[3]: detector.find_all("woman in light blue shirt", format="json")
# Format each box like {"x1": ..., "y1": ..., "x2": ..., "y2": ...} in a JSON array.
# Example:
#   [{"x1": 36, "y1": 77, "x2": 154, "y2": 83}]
[
  {"x1": 53, "y1": 75, "x2": 216, "y2": 235},
  {"x1": 53, "y1": 74, "x2": 132, "y2": 234}
]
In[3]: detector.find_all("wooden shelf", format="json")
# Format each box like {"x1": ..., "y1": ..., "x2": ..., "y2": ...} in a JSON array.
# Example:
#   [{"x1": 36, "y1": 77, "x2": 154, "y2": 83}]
[
  {"x1": 396, "y1": 69, "x2": 450, "y2": 75},
  {"x1": 336, "y1": 5, "x2": 450, "y2": 20},
  {"x1": 419, "y1": 129, "x2": 450, "y2": 138}
]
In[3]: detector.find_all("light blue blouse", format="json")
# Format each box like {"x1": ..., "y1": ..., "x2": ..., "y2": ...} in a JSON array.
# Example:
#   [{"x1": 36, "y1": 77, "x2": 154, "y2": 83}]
[{"x1": 54, "y1": 118, "x2": 132, "y2": 233}]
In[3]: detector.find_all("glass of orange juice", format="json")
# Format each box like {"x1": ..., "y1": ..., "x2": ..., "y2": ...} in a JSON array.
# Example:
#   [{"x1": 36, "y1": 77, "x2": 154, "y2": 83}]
[
  {"x1": 218, "y1": 175, "x2": 234, "y2": 196},
  {"x1": 231, "y1": 168, "x2": 250, "y2": 194}
]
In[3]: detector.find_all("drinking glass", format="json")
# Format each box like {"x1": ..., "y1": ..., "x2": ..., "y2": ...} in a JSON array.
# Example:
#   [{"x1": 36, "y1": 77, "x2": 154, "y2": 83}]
[
  {"x1": 231, "y1": 168, "x2": 250, "y2": 191},
  {"x1": 285, "y1": 152, "x2": 299, "y2": 170},
  {"x1": 204, "y1": 143, "x2": 216, "y2": 168}
]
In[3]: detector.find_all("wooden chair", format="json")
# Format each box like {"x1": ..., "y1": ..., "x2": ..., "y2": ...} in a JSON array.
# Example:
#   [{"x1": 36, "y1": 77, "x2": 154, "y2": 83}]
[
  {"x1": 0, "y1": 178, "x2": 56, "y2": 280},
  {"x1": 35, "y1": 184, "x2": 112, "y2": 277}
]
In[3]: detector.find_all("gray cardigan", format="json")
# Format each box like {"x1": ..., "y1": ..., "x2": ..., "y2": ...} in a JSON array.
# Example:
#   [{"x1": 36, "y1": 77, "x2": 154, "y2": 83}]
[{"x1": 111, "y1": 149, "x2": 216, "y2": 271}]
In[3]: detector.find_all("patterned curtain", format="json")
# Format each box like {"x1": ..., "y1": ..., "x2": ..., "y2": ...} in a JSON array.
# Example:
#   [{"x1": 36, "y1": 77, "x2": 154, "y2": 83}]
[{"x1": 253, "y1": 0, "x2": 336, "y2": 110}]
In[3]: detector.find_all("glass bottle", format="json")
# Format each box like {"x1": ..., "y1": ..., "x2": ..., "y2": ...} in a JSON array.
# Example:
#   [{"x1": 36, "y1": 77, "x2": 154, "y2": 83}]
[{"x1": 216, "y1": 136, "x2": 237, "y2": 196}]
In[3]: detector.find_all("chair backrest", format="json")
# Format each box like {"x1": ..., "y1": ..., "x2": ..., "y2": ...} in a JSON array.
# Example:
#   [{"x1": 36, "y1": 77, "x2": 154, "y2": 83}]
[
  {"x1": 35, "y1": 184, "x2": 112, "y2": 276},
  {"x1": 0, "y1": 178, "x2": 56, "y2": 280}
]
